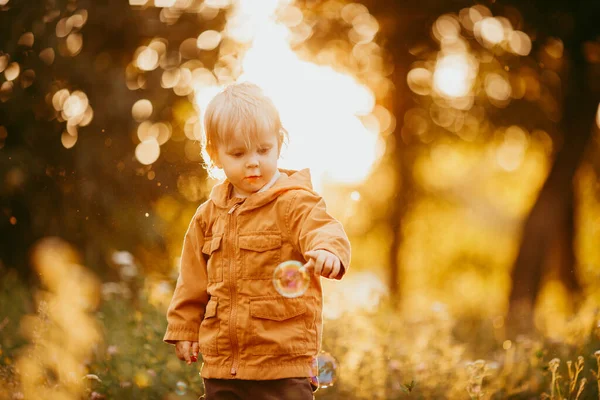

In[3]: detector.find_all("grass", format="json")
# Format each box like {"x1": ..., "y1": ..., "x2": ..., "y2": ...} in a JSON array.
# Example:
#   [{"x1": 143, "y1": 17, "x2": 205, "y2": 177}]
[{"x1": 1, "y1": 265, "x2": 600, "y2": 400}]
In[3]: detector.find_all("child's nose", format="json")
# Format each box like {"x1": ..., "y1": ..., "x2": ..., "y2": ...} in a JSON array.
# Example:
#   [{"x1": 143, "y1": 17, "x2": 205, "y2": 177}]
[{"x1": 246, "y1": 156, "x2": 259, "y2": 168}]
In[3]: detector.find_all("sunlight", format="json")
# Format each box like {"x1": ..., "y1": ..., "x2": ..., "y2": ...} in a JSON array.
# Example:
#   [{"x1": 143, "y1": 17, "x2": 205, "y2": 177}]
[
  {"x1": 321, "y1": 271, "x2": 387, "y2": 320},
  {"x1": 194, "y1": 0, "x2": 381, "y2": 190},
  {"x1": 433, "y1": 52, "x2": 477, "y2": 99}
]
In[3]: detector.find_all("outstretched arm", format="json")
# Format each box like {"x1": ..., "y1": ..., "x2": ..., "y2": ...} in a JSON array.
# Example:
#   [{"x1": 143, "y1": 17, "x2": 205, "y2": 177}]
[{"x1": 286, "y1": 191, "x2": 351, "y2": 280}]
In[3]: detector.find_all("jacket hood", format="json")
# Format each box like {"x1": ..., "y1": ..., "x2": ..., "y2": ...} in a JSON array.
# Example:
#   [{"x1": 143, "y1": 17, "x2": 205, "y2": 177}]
[{"x1": 208, "y1": 168, "x2": 319, "y2": 211}]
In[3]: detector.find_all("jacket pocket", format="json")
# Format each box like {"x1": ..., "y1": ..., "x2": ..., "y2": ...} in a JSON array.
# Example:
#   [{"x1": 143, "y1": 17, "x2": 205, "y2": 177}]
[
  {"x1": 198, "y1": 297, "x2": 219, "y2": 356},
  {"x1": 202, "y1": 236, "x2": 223, "y2": 283},
  {"x1": 238, "y1": 234, "x2": 282, "y2": 280},
  {"x1": 248, "y1": 297, "x2": 309, "y2": 355}
]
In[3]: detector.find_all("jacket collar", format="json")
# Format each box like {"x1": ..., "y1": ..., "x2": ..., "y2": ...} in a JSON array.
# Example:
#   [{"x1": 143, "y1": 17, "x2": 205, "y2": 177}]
[{"x1": 208, "y1": 168, "x2": 319, "y2": 211}]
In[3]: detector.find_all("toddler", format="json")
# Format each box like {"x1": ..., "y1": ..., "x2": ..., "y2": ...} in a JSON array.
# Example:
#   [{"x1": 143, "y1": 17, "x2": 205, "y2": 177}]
[{"x1": 163, "y1": 82, "x2": 351, "y2": 400}]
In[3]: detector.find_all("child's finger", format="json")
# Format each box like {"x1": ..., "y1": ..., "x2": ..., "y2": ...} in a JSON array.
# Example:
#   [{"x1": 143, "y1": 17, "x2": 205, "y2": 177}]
[
  {"x1": 312, "y1": 257, "x2": 321, "y2": 275},
  {"x1": 303, "y1": 258, "x2": 315, "y2": 273},
  {"x1": 314, "y1": 252, "x2": 327, "y2": 275},
  {"x1": 191, "y1": 342, "x2": 199, "y2": 362},
  {"x1": 328, "y1": 259, "x2": 341, "y2": 279},
  {"x1": 180, "y1": 342, "x2": 191, "y2": 364},
  {"x1": 175, "y1": 342, "x2": 182, "y2": 360},
  {"x1": 304, "y1": 250, "x2": 318, "y2": 260},
  {"x1": 321, "y1": 257, "x2": 334, "y2": 277}
]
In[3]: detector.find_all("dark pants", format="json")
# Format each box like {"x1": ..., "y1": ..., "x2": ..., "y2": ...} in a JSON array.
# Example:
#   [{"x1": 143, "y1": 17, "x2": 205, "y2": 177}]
[{"x1": 201, "y1": 377, "x2": 315, "y2": 400}]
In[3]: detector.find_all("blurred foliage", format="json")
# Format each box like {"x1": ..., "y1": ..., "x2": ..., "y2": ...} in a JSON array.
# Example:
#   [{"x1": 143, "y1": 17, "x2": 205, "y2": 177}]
[
  {"x1": 0, "y1": 0, "x2": 212, "y2": 281},
  {"x1": 3, "y1": 266, "x2": 600, "y2": 399},
  {"x1": 89, "y1": 285, "x2": 203, "y2": 399}
]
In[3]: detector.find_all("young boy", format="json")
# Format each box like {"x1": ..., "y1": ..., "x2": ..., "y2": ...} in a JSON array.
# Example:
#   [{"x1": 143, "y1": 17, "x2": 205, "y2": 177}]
[{"x1": 163, "y1": 82, "x2": 351, "y2": 400}]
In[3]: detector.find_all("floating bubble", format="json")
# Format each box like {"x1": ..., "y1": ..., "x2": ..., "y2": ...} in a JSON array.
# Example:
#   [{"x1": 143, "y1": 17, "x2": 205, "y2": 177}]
[
  {"x1": 311, "y1": 351, "x2": 339, "y2": 389},
  {"x1": 175, "y1": 381, "x2": 187, "y2": 395},
  {"x1": 273, "y1": 260, "x2": 310, "y2": 298}
]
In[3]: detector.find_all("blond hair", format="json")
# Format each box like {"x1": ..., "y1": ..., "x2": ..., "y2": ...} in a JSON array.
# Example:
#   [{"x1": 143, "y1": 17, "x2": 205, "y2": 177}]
[{"x1": 202, "y1": 82, "x2": 287, "y2": 171}]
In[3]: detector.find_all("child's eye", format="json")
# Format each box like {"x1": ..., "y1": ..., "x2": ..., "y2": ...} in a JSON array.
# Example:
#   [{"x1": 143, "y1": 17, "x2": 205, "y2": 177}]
[
  {"x1": 258, "y1": 147, "x2": 271, "y2": 154},
  {"x1": 231, "y1": 152, "x2": 244, "y2": 157}
]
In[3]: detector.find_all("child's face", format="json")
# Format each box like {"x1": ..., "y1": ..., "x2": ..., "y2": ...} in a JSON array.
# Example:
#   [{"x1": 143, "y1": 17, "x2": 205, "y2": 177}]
[{"x1": 215, "y1": 129, "x2": 280, "y2": 197}]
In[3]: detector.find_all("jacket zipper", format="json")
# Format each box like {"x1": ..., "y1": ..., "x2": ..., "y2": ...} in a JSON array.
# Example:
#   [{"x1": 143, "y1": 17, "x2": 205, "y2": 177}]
[{"x1": 228, "y1": 203, "x2": 240, "y2": 375}]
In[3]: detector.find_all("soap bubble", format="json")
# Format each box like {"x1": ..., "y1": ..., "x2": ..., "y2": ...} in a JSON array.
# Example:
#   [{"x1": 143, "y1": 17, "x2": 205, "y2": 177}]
[
  {"x1": 272, "y1": 260, "x2": 310, "y2": 298},
  {"x1": 311, "y1": 351, "x2": 339, "y2": 389},
  {"x1": 175, "y1": 381, "x2": 187, "y2": 395}
]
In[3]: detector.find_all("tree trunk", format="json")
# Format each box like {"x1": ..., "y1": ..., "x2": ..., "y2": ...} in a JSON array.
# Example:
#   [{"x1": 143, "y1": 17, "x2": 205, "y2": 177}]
[
  {"x1": 507, "y1": 37, "x2": 597, "y2": 335},
  {"x1": 370, "y1": 0, "x2": 473, "y2": 306}
]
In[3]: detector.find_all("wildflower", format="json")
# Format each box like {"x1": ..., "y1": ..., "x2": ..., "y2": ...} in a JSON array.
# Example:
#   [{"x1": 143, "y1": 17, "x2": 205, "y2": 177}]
[
  {"x1": 101, "y1": 282, "x2": 121, "y2": 300},
  {"x1": 83, "y1": 374, "x2": 102, "y2": 383},
  {"x1": 111, "y1": 251, "x2": 134, "y2": 265},
  {"x1": 107, "y1": 345, "x2": 118, "y2": 355},
  {"x1": 134, "y1": 371, "x2": 150, "y2": 388},
  {"x1": 487, "y1": 362, "x2": 500, "y2": 371},
  {"x1": 119, "y1": 264, "x2": 138, "y2": 281},
  {"x1": 388, "y1": 359, "x2": 401, "y2": 370}
]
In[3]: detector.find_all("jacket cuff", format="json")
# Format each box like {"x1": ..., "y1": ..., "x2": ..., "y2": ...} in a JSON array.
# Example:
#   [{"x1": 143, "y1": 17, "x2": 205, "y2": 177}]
[{"x1": 163, "y1": 323, "x2": 199, "y2": 344}]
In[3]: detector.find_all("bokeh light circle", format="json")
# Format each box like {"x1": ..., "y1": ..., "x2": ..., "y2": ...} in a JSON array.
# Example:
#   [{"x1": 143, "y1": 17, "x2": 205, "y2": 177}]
[{"x1": 135, "y1": 137, "x2": 160, "y2": 165}]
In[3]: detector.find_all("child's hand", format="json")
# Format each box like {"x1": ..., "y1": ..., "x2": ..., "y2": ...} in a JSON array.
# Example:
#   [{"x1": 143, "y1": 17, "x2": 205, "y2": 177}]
[
  {"x1": 304, "y1": 249, "x2": 341, "y2": 279},
  {"x1": 175, "y1": 340, "x2": 199, "y2": 365}
]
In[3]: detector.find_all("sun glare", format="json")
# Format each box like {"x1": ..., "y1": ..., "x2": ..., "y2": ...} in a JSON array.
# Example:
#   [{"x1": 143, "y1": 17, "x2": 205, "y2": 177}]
[{"x1": 194, "y1": 0, "x2": 381, "y2": 190}]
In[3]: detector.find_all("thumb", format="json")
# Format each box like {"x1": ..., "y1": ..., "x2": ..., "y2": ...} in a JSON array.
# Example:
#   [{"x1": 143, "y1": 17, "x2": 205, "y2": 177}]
[
  {"x1": 304, "y1": 250, "x2": 318, "y2": 260},
  {"x1": 303, "y1": 258, "x2": 315, "y2": 271}
]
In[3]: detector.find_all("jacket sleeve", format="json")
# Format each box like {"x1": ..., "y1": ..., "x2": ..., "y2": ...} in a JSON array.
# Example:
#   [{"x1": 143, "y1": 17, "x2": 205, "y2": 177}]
[
  {"x1": 286, "y1": 190, "x2": 351, "y2": 280},
  {"x1": 163, "y1": 213, "x2": 209, "y2": 344}
]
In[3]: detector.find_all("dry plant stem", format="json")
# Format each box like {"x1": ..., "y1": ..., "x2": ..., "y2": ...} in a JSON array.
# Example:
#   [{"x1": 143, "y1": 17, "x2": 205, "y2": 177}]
[
  {"x1": 549, "y1": 359, "x2": 560, "y2": 400},
  {"x1": 595, "y1": 351, "x2": 600, "y2": 400},
  {"x1": 575, "y1": 378, "x2": 586, "y2": 400},
  {"x1": 568, "y1": 357, "x2": 584, "y2": 398},
  {"x1": 568, "y1": 360, "x2": 574, "y2": 395}
]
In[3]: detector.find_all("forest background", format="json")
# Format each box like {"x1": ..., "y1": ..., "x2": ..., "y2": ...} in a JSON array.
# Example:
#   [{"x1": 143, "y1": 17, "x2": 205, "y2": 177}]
[{"x1": 1, "y1": 0, "x2": 600, "y2": 398}]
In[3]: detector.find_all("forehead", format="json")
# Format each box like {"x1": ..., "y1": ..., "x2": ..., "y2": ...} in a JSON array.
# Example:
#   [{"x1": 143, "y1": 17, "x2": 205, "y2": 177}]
[{"x1": 224, "y1": 127, "x2": 278, "y2": 150}]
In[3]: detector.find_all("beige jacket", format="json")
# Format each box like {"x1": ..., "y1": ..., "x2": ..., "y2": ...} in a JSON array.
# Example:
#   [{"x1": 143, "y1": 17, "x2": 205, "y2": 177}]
[{"x1": 163, "y1": 169, "x2": 351, "y2": 380}]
